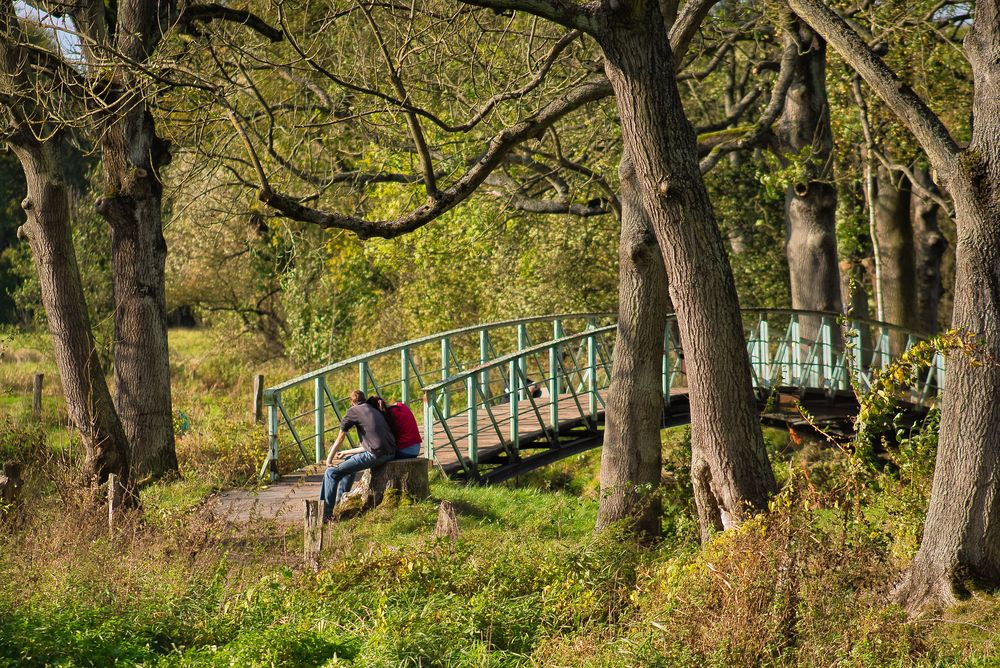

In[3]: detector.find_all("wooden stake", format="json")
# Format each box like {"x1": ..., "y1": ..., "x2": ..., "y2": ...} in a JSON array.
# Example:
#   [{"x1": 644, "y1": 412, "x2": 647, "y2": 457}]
[
  {"x1": 107, "y1": 473, "x2": 119, "y2": 531},
  {"x1": 253, "y1": 374, "x2": 265, "y2": 424},
  {"x1": 32, "y1": 373, "x2": 43, "y2": 420},
  {"x1": 304, "y1": 499, "x2": 323, "y2": 571},
  {"x1": 434, "y1": 500, "x2": 460, "y2": 540}
]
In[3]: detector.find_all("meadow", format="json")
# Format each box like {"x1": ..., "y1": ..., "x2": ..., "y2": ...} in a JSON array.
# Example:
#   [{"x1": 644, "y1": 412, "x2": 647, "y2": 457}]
[{"x1": 1, "y1": 326, "x2": 999, "y2": 667}]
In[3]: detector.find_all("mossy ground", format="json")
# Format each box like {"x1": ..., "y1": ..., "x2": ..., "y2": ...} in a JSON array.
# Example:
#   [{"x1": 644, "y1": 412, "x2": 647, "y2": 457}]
[{"x1": 1, "y1": 327, "x2": 999, "y2": 667}]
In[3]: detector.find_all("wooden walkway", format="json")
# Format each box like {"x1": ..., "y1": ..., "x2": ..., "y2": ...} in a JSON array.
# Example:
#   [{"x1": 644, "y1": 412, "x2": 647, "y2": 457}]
[{"x1": 430, "y1": 390, "x2": 612, "y2": 475}]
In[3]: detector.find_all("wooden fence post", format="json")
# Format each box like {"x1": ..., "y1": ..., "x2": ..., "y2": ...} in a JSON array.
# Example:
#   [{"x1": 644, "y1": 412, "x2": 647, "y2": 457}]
[
  {"x1": 253, "y1": 374, "x2": 264, "y2": 423},
  {"x1": 107, "y1": 473, "x2": 119, "y2": 531},
  {"x1": 304, "y1": 499, "x2": 323, "y2": 571},
  {"x1": 32, "y1": 373, "x2": 43, "y2": 420}
]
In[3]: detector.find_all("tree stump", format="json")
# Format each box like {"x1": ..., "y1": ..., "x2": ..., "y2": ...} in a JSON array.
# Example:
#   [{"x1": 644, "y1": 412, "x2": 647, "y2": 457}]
[
  {"x1": 434, "y1": 500, "x2": 460, "y2": 540},
  {"x1": 334, "y1": 458, "x2": 430, "y2": 519},
  {"x1": 0, "y1": 461, "x2": 22, "y2": 505}
]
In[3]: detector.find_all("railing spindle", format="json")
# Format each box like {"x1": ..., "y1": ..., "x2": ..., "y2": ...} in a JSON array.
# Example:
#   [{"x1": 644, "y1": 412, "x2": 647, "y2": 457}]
[
  {"x1": 314, "y1": 377, "x2": 325, "y2": 463},
  {"x1": 441, "y1": 337, "x2": 451, "y2": 418},
  {"x1": 468, "y1": 375, "x2": 478, "y2": 468},
  {"x1": 401, "y1": 348, "x2": 410, "y2": 404},
  {"x1": 587, "y1": 332, "x2": 597, "y2": 425}
]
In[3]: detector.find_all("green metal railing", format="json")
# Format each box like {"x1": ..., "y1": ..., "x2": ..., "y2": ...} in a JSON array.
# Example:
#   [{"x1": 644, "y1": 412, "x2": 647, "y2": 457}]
[
  {"x1": 261, "y1": 309, "x2": 944, "y2": 481},
  {"x1": 419, "y1": 309, "x2": 944, "y2": 478},
  {"x1": 259, "y1": 313, "x2": 616, "y2": 479}
]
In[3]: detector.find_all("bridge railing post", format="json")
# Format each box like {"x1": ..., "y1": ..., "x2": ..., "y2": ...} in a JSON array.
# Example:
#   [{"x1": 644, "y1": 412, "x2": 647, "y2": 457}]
[
  {"x1": 359, "y1": 360, "x2": 369, "y2": 396},
  {"x1": 314, "y1": 378, "x2": 325, "y2": 463},
  {"x1": 517, "y1": 324, "x2": 528, "y2": 401},
  {"x1": 820, "y1": 318, "x2": 833, "y2": 392},
  {"x1": 441, "y1": 337, "x2": 451, "y2": 418},
  {"x1": 849, "y1": 319, "x2": 864, "y2": 387},
  {"x1": 401, "y1": 348, "x2": 410, "y2": 404},
  {"x1": 509, "y1": 358, "x2": 519, "y2": 455},
  {"x1": 267, "y1": 402, "x2": 279, "y2": 482},
  {"x1": 587, "y1": 332, "x2": 597, "y2": 426},
  {"x1": 549, "y1": 320, "x2": 562, "y2": 432},
  {"x1": 877, "y1": 329, "x2": 890, "y2": 369},
  {"x1": 751, "y1": 316, "x2": 770, "y2": 389},
  {"x1": 467, "y1": 375, "x2": 478, "y2": 468},
  {"x1": 480, "y1": 330, "x2": 490, "y2": 401},
  {"x1": 787, "y1": 315, "x2": 801, "y2": 385},
  {"x1": 935, "y1": 351, "x2": 946, "y2": 394},
  {"x1": 423, "y1": 390, "x2": 436, "y2": 462}
]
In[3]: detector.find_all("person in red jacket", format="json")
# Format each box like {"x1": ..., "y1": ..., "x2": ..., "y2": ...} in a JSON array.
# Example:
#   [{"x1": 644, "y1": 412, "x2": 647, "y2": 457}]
[{"x1": 369, "y1": 396, "x2": 423, "y2": 459}]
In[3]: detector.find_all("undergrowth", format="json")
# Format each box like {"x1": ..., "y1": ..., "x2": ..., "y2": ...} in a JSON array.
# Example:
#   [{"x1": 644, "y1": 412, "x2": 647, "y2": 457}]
[{"x1": 2, "y1": 328, "x2": 1000, "y2": 666}]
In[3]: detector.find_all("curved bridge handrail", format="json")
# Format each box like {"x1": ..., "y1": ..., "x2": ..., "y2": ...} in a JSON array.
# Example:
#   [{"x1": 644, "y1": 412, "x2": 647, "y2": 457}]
[
  {"x1": 263, "y1": 311, "x2": 617, "y2": 400},
  {"x1": 421, "y1": 309, "x2": 935, "y2": 392},
  {"x1": 422, "y1": 324, "x2": 619, "y2": 393},
  {"x1": 737, "y1": 308, "x2": 932, "y2": 338}
]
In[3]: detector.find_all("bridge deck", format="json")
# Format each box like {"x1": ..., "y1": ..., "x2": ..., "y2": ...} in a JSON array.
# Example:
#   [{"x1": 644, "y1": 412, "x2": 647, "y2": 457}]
[{"x1": 430, "y1": 390, "x2": 613, "y2": 475}]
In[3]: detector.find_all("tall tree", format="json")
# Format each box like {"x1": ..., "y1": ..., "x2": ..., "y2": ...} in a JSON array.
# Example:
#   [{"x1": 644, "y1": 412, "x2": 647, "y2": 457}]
[
  {"x1": 787, "y1": 0, "x2": 1000, "y2": 612},
  {"x1": 0, "y1": 1, "x2": 131, "y2": 484},
  {"x1": 596, "y1": 150, "x2": 669, "y2": 538},
  {"x1": 775, "y1": 14, "x2": 843, "y2": 326},
  {"x1": 911, "y1": 167, "x2": 948, "y2": 334},
  {"x1": 88, "y1": 0, "x2": 179, "y2": 479},
  {"x1": 2, "y1": 0, "x2": 281, "y2": 483},
  {"x1": 874, "y1": 165, "x2": 918, "y2": 351}
]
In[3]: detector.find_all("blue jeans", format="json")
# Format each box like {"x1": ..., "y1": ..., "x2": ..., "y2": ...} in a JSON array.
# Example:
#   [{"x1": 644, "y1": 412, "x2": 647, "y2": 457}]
[
  {"x1": 395, "y1": 443, "x2": 421, "y2": 459},
  {"x1": 321, "y1": 451, "x2": 393, "y2": 520}
]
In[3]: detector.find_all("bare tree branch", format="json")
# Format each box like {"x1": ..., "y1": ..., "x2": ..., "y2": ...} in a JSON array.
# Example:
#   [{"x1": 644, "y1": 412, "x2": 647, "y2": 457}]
[
  {"x1": 177, "y1": 4, "x2": 283, "y2": 43},
  {"x1": 670, "y1": 0, "x2": 723, "y2": 63},
  {"x1": 259, "y1": 78, "x2": 612, "y2": 238}
]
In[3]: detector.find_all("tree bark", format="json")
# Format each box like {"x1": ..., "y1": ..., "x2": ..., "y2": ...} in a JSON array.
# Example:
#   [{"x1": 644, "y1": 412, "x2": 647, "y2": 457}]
[
  {"x1": 776, "y1": 17, "x2": 843, "y2": 339},
  {"x1": 596, "y1": 150, "x2": 669, "y2": 539},
  {"x1": 597, "y1": 9, "x2": 777, "y2": 541},
  {"x1": 891, "y1": 5, "x2": 1000, "y2": 610},
  {"x1": 874, "y1": 166, "x2": 918, "y2": 353},
  {"x1": 7, "y1": 132, "x2": 131, "y2": 484},
  {"x1": 786, "y1": 0, "x2": 1000, "y2": 612},
  {"x1": 911, "y1": 168, "x2": 948, "y2": 334},
  {"x1": 97, "y1": 102, "x2": 178, "y2": 481}
]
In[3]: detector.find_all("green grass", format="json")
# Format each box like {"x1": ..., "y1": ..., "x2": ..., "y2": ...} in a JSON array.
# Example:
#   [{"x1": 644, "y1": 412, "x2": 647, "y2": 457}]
[{"x1": 3, "y1": 326, "x2": 1000, "y2": 666}]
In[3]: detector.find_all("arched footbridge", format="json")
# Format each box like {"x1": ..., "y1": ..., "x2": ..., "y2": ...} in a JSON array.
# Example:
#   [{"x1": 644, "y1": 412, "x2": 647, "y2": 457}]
[{"x1": 260, "y1": 310, "x2": 944, "y2": 484}]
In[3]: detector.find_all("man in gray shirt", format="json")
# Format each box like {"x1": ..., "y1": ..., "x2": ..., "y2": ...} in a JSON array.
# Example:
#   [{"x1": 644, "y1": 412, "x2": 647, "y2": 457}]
[{"x1": 320, "y1": 389, "x2": 396, "y2": 520}]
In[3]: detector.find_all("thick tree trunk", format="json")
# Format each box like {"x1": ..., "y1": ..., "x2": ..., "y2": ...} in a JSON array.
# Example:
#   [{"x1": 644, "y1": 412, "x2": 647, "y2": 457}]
[
  {"x1": 874, "y1": 166, "x2": 919, "y2": 349},
  {"x1": 910, "y1": 168, "x2": 948, "y2": 334},
  {"x1": 97, "y1": 103, "x2": 177, "y2": 481},
  {"x1": 777, "y1": 18, "x2": 843, "y2": 335},
  {"x1": 598, "y1": 12, "x2": 776, "y2": 541},
  {"x1": 891, "y1": 4, "x2": 1000, "y2": 611},
  {"x1": 596, "y1": 150, "x2": 669, "y2": 539},
  {"x1": 8, "y1": 133, "x2": 130, "y2": 484}
]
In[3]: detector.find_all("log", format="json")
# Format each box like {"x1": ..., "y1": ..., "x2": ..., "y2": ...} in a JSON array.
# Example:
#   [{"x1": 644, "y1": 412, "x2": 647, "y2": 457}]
[{"x1": 333, "y1": 458, "x2": 430, "y2": 519}]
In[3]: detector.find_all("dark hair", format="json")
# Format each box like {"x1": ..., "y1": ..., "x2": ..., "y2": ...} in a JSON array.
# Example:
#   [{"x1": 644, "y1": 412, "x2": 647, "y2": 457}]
[
  {"x1": 366, "y1": 395, "x2": 396, "y2": 431},
  {"x1": 349, "y1": 389, "x2": 366, "y2": 405}
]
